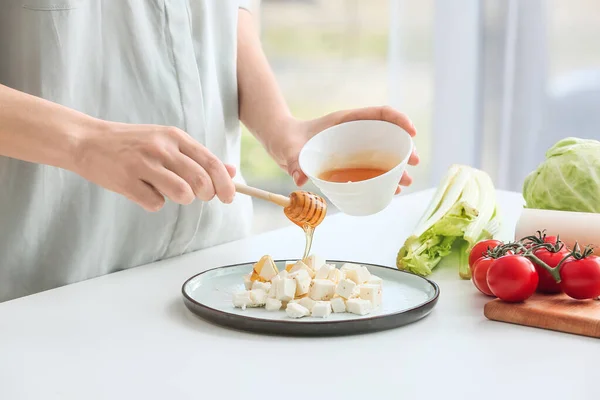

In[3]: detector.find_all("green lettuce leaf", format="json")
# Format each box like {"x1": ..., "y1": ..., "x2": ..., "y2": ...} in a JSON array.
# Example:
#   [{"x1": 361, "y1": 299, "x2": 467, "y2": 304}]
[
  {"x1": 397, "y1": 164, "x2": 499, "y2": 278},
  {"x1": 397, "y1": 195, "x2": 479, "y2": 276}
]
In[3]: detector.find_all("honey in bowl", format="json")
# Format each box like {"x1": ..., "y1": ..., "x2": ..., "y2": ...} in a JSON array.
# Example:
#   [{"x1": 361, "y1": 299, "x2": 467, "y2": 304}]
[
  {"x1": 318, "y1": 167, "x2": 389, "y2": 183},
  {"x1": 316, "y1": 150, "x2": 399, "y2": 184}
]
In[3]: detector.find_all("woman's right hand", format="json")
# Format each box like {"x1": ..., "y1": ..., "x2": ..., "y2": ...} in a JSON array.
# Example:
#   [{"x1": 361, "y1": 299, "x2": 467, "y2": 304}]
[{"x1": 72, "y1": 122, "x2": 236, "y2": 212}]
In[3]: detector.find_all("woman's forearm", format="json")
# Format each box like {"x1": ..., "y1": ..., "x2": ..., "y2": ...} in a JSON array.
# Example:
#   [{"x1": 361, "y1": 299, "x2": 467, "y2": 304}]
[
  {"x1": 0, "y1": 84, "x2": 102, "y2": 170},
  {"x1": 236, "y1": 9, "x2": 294, "y2": 153}
]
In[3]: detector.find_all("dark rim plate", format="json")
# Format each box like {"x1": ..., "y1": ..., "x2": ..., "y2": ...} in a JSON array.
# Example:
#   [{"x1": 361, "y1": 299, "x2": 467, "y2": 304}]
[{"x1": 181, "y1": 259, "x2": 440, "y2": 337}]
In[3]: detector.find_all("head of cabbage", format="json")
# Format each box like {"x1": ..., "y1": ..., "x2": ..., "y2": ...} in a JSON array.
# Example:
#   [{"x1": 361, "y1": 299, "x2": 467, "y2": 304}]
[{"x1": 523, "y1": 137, "x2": 600, "y2": 213}]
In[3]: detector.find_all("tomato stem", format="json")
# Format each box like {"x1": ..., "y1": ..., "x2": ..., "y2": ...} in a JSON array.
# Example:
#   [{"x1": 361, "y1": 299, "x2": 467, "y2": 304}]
[
  {"x1": 520, "y1": 230, "x2": 549, "y2": 245},
  {"x1": 520, "y1": 243, "x2": 569, "y2": 283},
  {"x1": 492, "y1": 241, "x2": 568, "y2": 283},
  {"x1": 526, "y1": 252, "x2": 563, "y2": 283},
  {"x1": 570, "y1": 242, "x2": 596, "y2": 260}
]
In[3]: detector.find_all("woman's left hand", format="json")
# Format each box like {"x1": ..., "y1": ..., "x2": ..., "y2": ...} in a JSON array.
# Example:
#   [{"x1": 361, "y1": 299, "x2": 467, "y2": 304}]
[{"x1": 268, "y1": 106, "x2": 419, "y2": 192}]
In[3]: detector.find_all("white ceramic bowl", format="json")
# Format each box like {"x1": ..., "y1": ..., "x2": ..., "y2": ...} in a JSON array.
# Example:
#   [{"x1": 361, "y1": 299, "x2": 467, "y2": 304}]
[{"x1": 298, "y1": 120, "x2": 414, "y2": 216}]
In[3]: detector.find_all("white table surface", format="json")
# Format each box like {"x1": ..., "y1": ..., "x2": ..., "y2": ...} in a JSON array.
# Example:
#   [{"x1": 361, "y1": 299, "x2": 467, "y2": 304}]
[{"x1": 0, "y1": 189, "x2": 597, "y2": 400}]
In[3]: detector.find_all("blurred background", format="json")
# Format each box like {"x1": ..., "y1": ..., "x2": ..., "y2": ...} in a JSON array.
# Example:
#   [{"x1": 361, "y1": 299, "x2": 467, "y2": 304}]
[{"x1": 241, "y1": 0, "x2": 600, "y2": 234}]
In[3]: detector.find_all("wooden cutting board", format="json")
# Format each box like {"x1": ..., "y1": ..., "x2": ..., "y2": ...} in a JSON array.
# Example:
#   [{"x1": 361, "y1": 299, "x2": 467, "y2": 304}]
[{"x1": 484, "y1": 293, "x2": 600, "y2": 338}]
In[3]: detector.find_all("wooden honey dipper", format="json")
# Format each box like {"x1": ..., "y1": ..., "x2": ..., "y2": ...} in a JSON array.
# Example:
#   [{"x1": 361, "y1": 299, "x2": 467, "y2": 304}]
[{"x1": 234, "y1": 183, "x2": 327, "y2": 228}]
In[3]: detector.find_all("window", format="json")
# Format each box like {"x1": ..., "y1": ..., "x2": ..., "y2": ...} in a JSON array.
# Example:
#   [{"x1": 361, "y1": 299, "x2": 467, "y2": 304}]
[
  {"x1": 432, "y1": 0, "x2": 600, "y2": 190},
  {"x1": 242, "y1": 0, "x2": 600, "y2": 234},
  {"x1": 241, "y1": 0, "x2": 434, "y2": 233}
]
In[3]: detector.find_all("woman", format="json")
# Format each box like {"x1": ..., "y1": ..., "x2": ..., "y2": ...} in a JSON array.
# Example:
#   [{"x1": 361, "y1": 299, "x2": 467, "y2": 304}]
[{"x1": 0, "y1": 1, "x2": 418, "y2": 302}]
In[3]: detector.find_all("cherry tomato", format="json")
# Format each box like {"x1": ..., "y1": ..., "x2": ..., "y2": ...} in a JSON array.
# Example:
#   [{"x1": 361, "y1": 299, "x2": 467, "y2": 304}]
[
  {"x1": 469, "y1": 239, "x2": 503, "y2": 271},
  {"x1": 543, "y1": 236, "x2": 559, "y2": 245},
  {"x1": 472, "y1": 257, "x2": 495, "y2": 297},
  {"x1": 532, "y1": 247, "x2": 568, "y2": 294},
  {"x1": 559, "y1": 255, "x2": 600, "y2": 300},
  {"x1": 486, "y1": 255, "x2": 539, "y2": 302}
]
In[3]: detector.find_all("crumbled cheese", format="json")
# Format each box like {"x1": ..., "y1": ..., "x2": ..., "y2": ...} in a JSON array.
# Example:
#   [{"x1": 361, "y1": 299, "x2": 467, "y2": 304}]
[
  {"x1": 235, "y1": 256, "x2": 382, "y2": 317},
  {"x1": 327, "y1": 268, "x2": 345, "y2": 284},
  {"x1": 249, "y1": 289, "x2": 268, "y2": 307},
  {"x1": 251, "y1": 281, "x2": 272, "y2": 292},
  {"x1": 277, "y1": 270, "x2": 290, "y2": 279},
  {"x1": 290, "y1": 269, "x2": 311, "y2": 296},
  {"x1": 346, "y1": 298, "x2": 373, "y2": 315},
  {"x1": 331, "y1": 297, "x2": 346, "y2": 313},
  {"x1": 340, "y1": 263, "x2": 361, "y2": 273},
  {"x1": 232, "y1": 291, "x2": 254, "y2": 310},
  {"x1": 243, "y1": 273, "x2": 253, "y2": 290},
  {"x1": 311, "y1": 301, "x2": 332, "y2": 318},
  {"x1": 298, "y1": 297, "x2": 317, "y2": 312},
  {"x1": 265, "y1": 298, "x2": 283, "y2": 311},
  {"x1": 289, "y1": 260, "x2": 315, "y2": 279},
  {"x1": 286, "y1": 303, "x2": 310, "y2": 319},
  {"x1": 335, "y1": 278, "x2": 357, "y2": 299},
  {"x1": 359, "y1": 284, "x2": 382, "y2": 307},
  {"x1": 304, "y1": 255, "x2": 327, "y2": 272},
  {"x1": 309, "y1": 279, "x2": 336, "y2": 301},
  {"x1": 344, "y1": 265, "x2": 371, "y2": 285},
  {"x1": 315, "y1": 264, "x2": 335, "y2": 280},
  {"x1": 252, "y1": 255, "x2": 279, "y2": 282},
  {"x1": 276, "y1": 278, "x2": 297, "y2": 302}
]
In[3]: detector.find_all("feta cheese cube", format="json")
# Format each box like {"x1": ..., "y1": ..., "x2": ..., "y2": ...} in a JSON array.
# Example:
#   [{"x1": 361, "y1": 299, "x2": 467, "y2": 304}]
[
  {"x1": 340, "y1": 263, "x2": 360, "y2": 273},
  {"x1": 277, "y1": 270, "x2": 289, "y2": 279},
  {"x1": 359, "y1": 284, "x2": 382, "y2": 307},
  {"x1": 251, "y1": 281, "x2": 272, "y2": 292},
  {"x1": 350, "y1": 285, "x2": 361, "y2": 299},
  {"x1": 298, "y1": 297, "x2": 316, "y2": 312},
  {"x1": 253, "y1": 255, "x2": 279, "y2": 282},
  {"x1": 265, "y1": 298, "x2": 283, "y2": 311},
  {"x1": 276, "y1": 278, "x2": 297, "y2": 302},
  {"x1": 243, "y1": 273, "x2": 253, "y2": 290},
  {"x1": 249, "y1": 289, "x2": 268, "y2": 306},
  {"x1": 315, "y1": 264, "x2": 335, "y2": 280},
  {"x1": 331, "y1": 297, "x2": 346, "y2": 313},
  {"x1": 232, "y1": 291, "x2": 254, "y2": 310},
  {"x1": 290, "y1": 269, "x2": 311, "y2": 296},
  {"x1": 344, "y1": 265, "x2": 371, "y2": 284},
  {"x1": 335, "y1": 278, "x2": 357, "y2": 299},
  {"x1": 270, "y1": 270, "x2": 289, "y2": 292},
  {"x1": 289, "y1": 260, "x2": 315, "y2": 279},
  {"x1": 308, "y1": 279, "x2": 336, "y2": 301},
  {"x1": 267, "y1": 282, "x2": 278, "y2": 298},
  {"x1": 327, "y1": 268, "x2": 345, "y2": 284},
  {"x1": 269, "y1": 275, "x2": 281, "y2": 298},
  {"x1": 367, "y1": 275, "x2": 383, "y2": 287},
  {"x1": 346, "y1": 298, "x2": 373, "y2": 315},
  {"x1": 311, "y1": 301, "x2": 332, "y2": 318},
  {"x1": 285, "y1": 302, "x2": 310, "y2": 319},
  {"x1": 303, "y1": 254, "x2": 326, "y2": 272}
]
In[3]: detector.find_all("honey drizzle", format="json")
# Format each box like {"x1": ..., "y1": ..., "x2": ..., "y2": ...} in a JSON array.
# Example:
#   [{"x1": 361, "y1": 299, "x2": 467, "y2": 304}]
[
  {"x1": 301, "y1": 225, "x2": 314, "y2": 260},
  {"x1": 283, "y1": 190, "x2": 327, "y2": 260}
]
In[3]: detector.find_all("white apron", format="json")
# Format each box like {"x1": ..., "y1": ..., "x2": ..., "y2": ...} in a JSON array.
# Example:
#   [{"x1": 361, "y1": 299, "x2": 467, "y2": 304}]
[{"x1": 0, "y1": 0, "x2": 253, "y2": 302}]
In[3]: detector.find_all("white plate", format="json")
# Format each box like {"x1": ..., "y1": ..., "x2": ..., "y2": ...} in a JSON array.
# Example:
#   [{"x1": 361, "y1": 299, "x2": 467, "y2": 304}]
[{"x1": 182, "y1": 260, "x2": 439, "y2": 336}]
